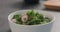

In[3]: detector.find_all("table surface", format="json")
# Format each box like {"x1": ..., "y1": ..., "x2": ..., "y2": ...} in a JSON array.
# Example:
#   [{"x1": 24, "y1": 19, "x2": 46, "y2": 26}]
[{"x1": 0, "y1": 0, "x2": 60, "y2": 32}]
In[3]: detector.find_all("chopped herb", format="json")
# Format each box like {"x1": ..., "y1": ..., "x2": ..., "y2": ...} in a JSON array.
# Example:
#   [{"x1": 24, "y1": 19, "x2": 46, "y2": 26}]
[{"x1": 12, "y1": 10, "x2": 51, "y2": 25}]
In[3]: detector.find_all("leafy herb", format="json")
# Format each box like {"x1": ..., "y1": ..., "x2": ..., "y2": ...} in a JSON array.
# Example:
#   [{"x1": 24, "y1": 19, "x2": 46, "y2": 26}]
[{"x1": 12, "y1": 10, "x2": 51, "y2": 25}]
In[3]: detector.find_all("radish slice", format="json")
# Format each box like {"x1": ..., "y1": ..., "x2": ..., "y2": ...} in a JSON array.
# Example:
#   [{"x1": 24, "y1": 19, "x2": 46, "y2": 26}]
[
  {"x1": 12, "y1": 19, "x2": 16, "y2": 23},
  {"x1": 21, "y1": 14, "x2": 28, "y2": 24}
]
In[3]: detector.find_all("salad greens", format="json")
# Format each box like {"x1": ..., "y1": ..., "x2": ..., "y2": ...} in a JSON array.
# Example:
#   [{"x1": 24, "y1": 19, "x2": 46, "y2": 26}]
[{"x1": 12, "y1": 10, "x2": 51, "y2": 25}]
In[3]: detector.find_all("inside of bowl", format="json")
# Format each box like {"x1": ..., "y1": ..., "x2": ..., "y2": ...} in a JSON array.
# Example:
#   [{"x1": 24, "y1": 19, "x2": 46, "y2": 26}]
[{"x1": 8, "y1": 10, "x2": 54, "y2": 25}]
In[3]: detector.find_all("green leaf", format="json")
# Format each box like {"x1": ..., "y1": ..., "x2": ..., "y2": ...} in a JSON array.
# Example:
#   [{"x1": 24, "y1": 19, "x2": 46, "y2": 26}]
[
  {"x1": 26, "y1": 19, "x2": 41, "y2": 25},
  {"x1": 13, "y1": 14, "x2": 22, "y2": 24},
  {"x1": 13, "y1": 14, "x2": 20, "y2": 19}
]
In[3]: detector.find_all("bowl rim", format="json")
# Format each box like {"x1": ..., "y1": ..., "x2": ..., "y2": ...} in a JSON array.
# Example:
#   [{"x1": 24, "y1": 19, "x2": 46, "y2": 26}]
[{"x1": 8, "y1": 10, "x2": 55, "y2": 27}]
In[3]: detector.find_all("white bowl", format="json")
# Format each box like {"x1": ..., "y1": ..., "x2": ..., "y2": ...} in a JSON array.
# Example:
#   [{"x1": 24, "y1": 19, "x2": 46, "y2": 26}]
[{"x1": 8, "y1": 10, "x2": 55, "y2": 32}]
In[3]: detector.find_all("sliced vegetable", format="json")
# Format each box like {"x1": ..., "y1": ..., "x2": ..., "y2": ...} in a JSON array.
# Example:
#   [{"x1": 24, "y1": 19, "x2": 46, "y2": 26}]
[{"x1": 12, "y1": 10, "x2": 51, "y2": 25}]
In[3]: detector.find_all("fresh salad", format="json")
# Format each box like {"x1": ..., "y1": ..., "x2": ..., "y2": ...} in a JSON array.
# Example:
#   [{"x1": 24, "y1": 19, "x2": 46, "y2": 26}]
[{"x1": 12, "y1": 10, "x2": 51, "y2": 25}]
